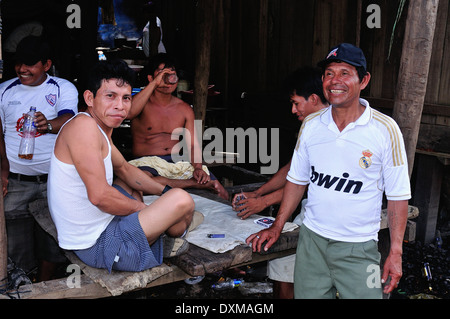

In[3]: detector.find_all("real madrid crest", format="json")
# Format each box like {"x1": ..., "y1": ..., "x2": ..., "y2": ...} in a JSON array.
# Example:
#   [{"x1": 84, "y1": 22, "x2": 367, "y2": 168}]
[{"x1": 359, "y1": 150, "x2": 373, "y2": 169}]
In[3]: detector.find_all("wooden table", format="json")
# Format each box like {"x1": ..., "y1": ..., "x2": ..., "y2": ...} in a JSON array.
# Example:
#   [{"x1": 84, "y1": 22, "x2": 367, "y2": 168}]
[{"x1": 0, "y1": 190, "x2": 298, "y2": 299}]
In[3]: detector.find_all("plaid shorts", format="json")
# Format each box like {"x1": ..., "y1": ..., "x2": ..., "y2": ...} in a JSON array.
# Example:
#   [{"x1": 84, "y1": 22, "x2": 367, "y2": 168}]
[{"x1": 74, "y1": 185, "x2": 163, "y2": 273}]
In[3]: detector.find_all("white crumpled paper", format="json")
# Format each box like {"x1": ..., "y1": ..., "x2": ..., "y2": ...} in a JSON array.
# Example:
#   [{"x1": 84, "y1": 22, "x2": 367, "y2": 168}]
[{"x1": 144, "y1": 194, "x2": 298, "y2": 254}]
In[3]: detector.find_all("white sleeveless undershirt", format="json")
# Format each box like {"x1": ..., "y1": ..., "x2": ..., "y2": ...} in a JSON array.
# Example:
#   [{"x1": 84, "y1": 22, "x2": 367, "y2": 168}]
[{"x1": 48, "y1": 113, "x2": 114, "y2": 250}]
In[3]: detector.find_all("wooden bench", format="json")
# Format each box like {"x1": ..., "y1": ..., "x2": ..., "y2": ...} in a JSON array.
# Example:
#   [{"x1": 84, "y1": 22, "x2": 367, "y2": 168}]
[{"x1": 1, "y1": 190, "x2": 296, "y2": 299}]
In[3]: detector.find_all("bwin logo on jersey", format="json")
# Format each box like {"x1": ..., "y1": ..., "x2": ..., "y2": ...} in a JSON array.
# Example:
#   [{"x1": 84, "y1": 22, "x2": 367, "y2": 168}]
[{"x1": 310, "y1": 166, "x2": 363, "y2": 194}]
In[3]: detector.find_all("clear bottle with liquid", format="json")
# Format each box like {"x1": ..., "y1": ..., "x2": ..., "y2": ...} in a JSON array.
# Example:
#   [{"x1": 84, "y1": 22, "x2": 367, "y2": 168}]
[{"x1": 18, "y1": 106, "x2": 37, "y2": 160}]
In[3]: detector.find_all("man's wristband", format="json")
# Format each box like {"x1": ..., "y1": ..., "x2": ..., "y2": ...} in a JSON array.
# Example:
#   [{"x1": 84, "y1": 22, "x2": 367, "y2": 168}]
[{"x1": 162, "y1": 185, "x2": 172, "y2": 195}]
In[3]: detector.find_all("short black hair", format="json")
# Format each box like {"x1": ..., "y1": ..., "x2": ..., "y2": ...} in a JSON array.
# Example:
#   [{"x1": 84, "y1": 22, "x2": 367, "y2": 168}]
[
  {"x1": 15, "y1": 35, "x2": 52, "y2": 66},
  {"x1": 146, "y1": 53, "x2": 177, "y2": 76},
  {"x1": 87, "y1": 59, "x2": 135, "y2": 97},
  {"x1": 283, "y1": 66, "x2": 327, "y2": 104}
]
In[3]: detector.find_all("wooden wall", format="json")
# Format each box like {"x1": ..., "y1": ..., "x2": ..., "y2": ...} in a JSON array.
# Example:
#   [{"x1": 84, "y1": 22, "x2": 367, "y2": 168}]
[
  {"x1": 156, "y1": 0, "x2": 449, "y2": 108},
  {"x1": 154, "y1": 0, "x2": 449, "y2": 157}
]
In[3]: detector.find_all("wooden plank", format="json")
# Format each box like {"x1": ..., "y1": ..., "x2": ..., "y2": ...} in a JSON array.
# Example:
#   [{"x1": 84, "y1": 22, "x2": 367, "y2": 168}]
[
  {"x1": 2, "y1": 275, "x2": 110, "y2": 300},
  {"x1": 171, "y1": 245, "x2": 252, "y2": 276},
  {"x1": 364, "y1": 97, "x2": 450, "y2": 117},
  {"x1": 0, "y1": 158, "x2": 6, "y2": 288},
  {"x1": 257, "y1": 0, "x2": 269, "y2": 89},
  {"x1": 438, "y1": 1, "x2": 450, "y2": 104},
  {"x1": 416, "y1": 123, "x2": 450, "y2": 154},
  {"x1": 312, "y1": 0, "x2": 332, "y2": 65},
  {"x1": 413, "y1": 154, "x2": 444, "y2": 244},
  {"x1": 368, "y1": 0, "x2": 389, "y2": 98},
  {"x1": 193, "y1": 0, "x2": 215, "y2": 125},
  {"x1": 27, "y1": 199, "x2": 173, "y2": 297},
  {"x1": 425, "y1": 0, "x2": 449, "y2": 103}
]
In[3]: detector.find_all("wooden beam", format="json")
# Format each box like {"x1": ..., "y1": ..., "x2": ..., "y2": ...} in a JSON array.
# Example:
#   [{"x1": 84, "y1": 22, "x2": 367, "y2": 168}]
[
  {"x1": 193, "y1": 0, "x2": 216, "y2": 127},
  {"x1": 0, "y1": 157, "x2": 6, "y2": 290},
  {"x1": 0, "y1": 15, "x2": 6, "y2": 286},
  {"x1": 392, "y1": 0, "x2": 440, "y2": 177},
  {"x1": 413, "y1": 154, "x2": 444, "y2": 244}
]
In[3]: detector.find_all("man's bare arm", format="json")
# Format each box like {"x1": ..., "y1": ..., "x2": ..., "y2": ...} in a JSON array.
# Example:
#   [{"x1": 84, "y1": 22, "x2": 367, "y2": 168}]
[
  {"x1": 127, "y1": 69, "x2": 171, "y2": 119},
  {"x1": 111, "y1": 142, "x2": 165, "y2": 195},
  {"x1": 382, "y1": 199, "x2": 408, "y2": 294},
  {"x1": 65, "y1": 117, "x2": 146, "y2": 215}
]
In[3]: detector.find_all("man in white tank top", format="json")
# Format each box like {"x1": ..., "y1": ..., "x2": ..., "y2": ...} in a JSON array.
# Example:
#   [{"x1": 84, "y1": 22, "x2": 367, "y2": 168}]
[{"x1": 48, "y1": 59, "x2": 197, "y2": 272}]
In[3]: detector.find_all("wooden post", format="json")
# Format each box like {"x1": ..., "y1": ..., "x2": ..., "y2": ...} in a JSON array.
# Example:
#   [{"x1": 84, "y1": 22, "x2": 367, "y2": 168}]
[
  {"x1": 392, "y1": 0, "x2": 439, "y2": 177},
  {"x1": 355, "y1": 0, "x2": 362, "y2": 47},
  {"x1": 0, "y1": 16, "x2": 6, "y2": 285},
  {"x1": 193, "y1": 0, "x2": 215, "y2": 127},
  {"x1": 0, "y1": 157, "x2": 6, "y2": 287}
]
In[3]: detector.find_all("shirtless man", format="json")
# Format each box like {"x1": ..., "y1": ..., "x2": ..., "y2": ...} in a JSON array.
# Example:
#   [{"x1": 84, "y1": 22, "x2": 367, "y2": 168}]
[{"x1": 128, "y1": 53, "x2": 229, "y2": 200}]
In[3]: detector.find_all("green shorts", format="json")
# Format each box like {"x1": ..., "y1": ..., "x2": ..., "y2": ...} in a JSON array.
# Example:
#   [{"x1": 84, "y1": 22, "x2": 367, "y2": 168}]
[{"x1": 294, "y1": 225, "x2": 382, "y2": 299}]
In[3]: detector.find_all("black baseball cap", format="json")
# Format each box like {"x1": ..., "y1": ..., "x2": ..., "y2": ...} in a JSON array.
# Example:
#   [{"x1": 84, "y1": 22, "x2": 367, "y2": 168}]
[
  {"x1": 318, "y1": 43, "x2": 367, "y2": 72},
  {"x1": 14, "y1": 35, "x2": 51, "y2": 66}
]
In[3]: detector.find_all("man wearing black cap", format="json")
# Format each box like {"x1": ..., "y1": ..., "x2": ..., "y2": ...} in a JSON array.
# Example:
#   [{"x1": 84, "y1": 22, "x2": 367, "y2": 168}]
[
  {"x1": 0, "y1": 35, "x2": 78, "y2": 280},
  {"x1": 247, "y1": 43, "x2": 411, "y2": 299}
]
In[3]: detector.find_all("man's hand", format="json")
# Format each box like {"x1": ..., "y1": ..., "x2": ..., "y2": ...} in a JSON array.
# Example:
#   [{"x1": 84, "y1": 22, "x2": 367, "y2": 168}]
[
  {"x1": 381, "y1": 252, "x2": 402, "y2": 294},
  {"x1": 246, "y1": 225, "x2": 282, "y2": 253},
  {"x1": 234, "y1": 197, "x2": 267, "y2": 219},
  {"x1": 34, "y1": 111, "x2": 50, "y2": 134},
  {"x1": 193, "y1": 167, "x2": 210, "y2": 184}
]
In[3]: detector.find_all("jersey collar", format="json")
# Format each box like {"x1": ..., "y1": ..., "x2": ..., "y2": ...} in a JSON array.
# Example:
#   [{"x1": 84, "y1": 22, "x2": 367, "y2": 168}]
[{"x1": 321, "y1": 98, "x2": 372, "y2": 132}]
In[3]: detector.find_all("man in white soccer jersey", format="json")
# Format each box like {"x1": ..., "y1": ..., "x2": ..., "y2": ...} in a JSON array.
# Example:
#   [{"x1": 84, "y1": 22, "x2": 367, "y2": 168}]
[
  {"x1": 247, "y1": 43, "x2": 411, "y2": 299},
  {"x1": 0, "y1": 35, "x2": 78, "y2": 280}
]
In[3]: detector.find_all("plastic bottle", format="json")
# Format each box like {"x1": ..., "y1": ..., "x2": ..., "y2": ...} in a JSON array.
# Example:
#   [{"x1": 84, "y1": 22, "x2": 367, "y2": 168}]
[
  {"x1": 18, "y1": 106, "x2": 37, "y2": 160},
  {"x1": 422, "y1": 262, "x2": 433, "y2": 291},
  {"x1": 98, "y1": 51, "x2": 107, "y2": 61},
  {"x1": 238, "y1": 281, "x2": 273, "y2": 296},
  {"x1": 211, "y1": 278, "x2": 243, "y2": 291}
]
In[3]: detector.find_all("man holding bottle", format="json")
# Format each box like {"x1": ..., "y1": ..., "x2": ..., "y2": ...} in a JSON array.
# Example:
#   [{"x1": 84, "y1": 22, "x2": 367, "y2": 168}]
[{"x1": 0, "y1": 35, "x2": 78, "y2": 280}]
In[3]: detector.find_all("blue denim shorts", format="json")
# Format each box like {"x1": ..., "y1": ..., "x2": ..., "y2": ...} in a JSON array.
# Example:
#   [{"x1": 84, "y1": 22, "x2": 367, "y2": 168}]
[{"x1": 74, "y1": 185, "x2": 163, "y2": 273}]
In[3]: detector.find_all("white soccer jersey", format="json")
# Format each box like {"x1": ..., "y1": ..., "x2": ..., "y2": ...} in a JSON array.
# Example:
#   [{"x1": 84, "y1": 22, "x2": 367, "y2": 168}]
[
  {"x1": 287, "y1": 99, "x2": 411, "y2": 242},
  {"x1": 0, "y1": 75, "x2": 78, "y2": 175}
]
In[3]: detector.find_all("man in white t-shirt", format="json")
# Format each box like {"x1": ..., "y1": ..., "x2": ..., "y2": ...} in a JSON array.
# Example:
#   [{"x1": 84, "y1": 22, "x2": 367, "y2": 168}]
[
  {"x1": 247, "y1": 43, "x2": 411, "y2": 299},
  {"x1": 0, "y1": 35, "x2": 78, "y2": 280}
]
